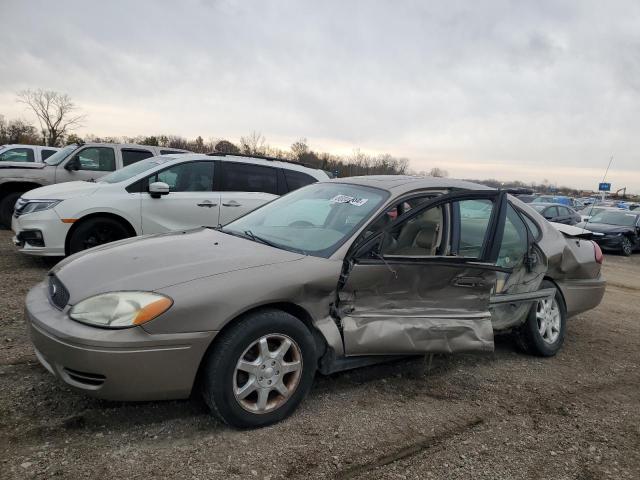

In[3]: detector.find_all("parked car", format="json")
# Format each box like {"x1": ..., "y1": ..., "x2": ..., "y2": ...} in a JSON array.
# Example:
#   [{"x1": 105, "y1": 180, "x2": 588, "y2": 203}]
[
  {"x1": 0, "y1": 144, "x2": 60, "y2": 163},
  {"x1": 12, "y1": 153, "x2": 330, "y2": 256},
  {"x1": 530, "y1": 202, "x2": 581, "y2": 225},
  {"x1": 0, "y1": 142, "x2": 189, "y2": 228},
  {"x1": 532, "y1": 195, "x2": 580, "y2": 209},
  {"x1": 26, "y1": 176, "x2": 606, "y2": 428},
  {"x1": 578, "y1": 205, "x2": 622, "y2": 222},
  {"x1": 576, "y1": 210, "x2": 640, "y2": 256}
]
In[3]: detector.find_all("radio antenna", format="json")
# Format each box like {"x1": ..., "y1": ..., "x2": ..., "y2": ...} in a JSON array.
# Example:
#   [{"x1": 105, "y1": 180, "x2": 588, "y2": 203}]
[{"x1": 583, "y1": 155, "x2": 614, "y2": 232}]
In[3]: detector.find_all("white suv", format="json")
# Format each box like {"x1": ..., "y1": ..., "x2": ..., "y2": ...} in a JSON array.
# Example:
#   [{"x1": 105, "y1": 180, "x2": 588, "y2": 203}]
[{"x1": 12, "y1": 153, "x2": 330, "y2": 256}]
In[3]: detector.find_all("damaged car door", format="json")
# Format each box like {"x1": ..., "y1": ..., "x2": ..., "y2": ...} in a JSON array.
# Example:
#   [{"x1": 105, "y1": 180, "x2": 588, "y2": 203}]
[{"x1": 338, "y1": 191, "x2": 508, "y2": 355}]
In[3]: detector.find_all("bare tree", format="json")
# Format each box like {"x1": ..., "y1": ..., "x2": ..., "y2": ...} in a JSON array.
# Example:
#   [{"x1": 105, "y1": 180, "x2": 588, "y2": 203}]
[
  {"x1": 429, "y1": 167, "x2": 449, "y2": 178},
  {"x1": 17, "y1": 89, "x2": 85, "y2": 146},
  {"x1": 239, "y1": 131, "x2": 266, "y2": 155}
]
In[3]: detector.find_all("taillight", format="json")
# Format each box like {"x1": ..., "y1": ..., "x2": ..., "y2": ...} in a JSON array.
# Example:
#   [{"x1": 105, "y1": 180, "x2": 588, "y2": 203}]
[{"x1": 593, "y1": 241, "x2": 603, "y2": 264}]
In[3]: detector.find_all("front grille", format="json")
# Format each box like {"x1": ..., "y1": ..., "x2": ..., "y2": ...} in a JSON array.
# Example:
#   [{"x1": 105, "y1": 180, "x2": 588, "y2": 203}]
[
  {"x1": 48, "y1": 275, "x2": 70, "y2": 310},
  {"x1": 63, "y1": 368, "x2": 106, "y2": 387}
]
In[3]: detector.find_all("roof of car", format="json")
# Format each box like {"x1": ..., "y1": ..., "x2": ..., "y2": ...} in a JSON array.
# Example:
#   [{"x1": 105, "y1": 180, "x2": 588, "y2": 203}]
[
  {"x1": 327, "y1": 175, "x2": 493, "y2": 194},
  {"x1": 530, "y1": 202, "x2": 571, "y2": 208},
  {"x1": 168, "y1": 152, "x2": 327, "y2": 175}
]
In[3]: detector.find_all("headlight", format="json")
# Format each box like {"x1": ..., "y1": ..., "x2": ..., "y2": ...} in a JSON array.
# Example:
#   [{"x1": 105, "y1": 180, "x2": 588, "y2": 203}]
[
  {"x1": 17, "y1": 199, "x2": 62, "y2": 215},
  {"x1": 69, "y1": 292, "x2": 173, "y2": 329}
]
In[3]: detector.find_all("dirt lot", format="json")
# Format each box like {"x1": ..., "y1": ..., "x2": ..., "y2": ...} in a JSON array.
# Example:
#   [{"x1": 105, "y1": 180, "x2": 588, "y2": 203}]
[{"x1": 1, "y1": 229, "x2": 639, "y2": 479}]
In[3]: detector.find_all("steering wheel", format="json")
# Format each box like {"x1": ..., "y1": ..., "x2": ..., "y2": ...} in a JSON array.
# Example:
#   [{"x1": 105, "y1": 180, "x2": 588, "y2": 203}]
[{"x1": 288, "y1": 220, "x2": 314, "y2": 227}]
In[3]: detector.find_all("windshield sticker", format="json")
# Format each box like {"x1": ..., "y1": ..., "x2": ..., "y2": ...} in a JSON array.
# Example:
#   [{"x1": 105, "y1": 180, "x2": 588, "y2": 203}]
[{"x1": 329, "y1": 195, "x2": 369, "y2": 206}]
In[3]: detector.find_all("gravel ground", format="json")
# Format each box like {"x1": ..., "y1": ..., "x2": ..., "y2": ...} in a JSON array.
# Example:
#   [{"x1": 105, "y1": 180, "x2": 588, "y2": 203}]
[{"x1": 0, "y1": 229, "x2": 638, "y2": 479}]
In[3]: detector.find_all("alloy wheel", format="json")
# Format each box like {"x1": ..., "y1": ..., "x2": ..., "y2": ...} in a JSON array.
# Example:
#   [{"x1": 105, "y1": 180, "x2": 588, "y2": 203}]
[
  {"x1": 536, "y1": 297, "x2": 561, "y2": 345},
  {"x1": 233, "y1": 334, "x2": 303, "y2": 414},
  {"x1": 622, "y1": 237, "x2": 632, "y2": 256}
]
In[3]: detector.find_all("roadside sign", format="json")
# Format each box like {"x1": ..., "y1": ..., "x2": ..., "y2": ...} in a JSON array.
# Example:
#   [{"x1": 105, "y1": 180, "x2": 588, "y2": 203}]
[{"x1": 598, "y1": 182, "x2": 611, "y2": 192}]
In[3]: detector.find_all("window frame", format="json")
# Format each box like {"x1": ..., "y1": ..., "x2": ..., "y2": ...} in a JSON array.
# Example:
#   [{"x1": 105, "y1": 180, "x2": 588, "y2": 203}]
[
  {"x1": 121, "y1": 148, "x2": 154, "y2": 167},
  {"x1": 349, "y1": 190, "x2": 508, "y2": 268}
]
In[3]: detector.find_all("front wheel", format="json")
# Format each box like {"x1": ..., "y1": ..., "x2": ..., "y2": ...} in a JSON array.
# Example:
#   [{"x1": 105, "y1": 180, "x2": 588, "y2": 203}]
[
  {"x1": 68, "y1": 217, "x2": 131, "y2": 255},
  {"x1": 621, "y1": 236, "x2": 633, "y2": 256},
  {"x1": 201, "y1": 309, "x2": 317, "y2": 428},
  {"x1": 516, "y1": 280, "x2": 567, "y2": 357},
  {"x1": 0, "y1": 192, "x2": 22, "y2": 229}
]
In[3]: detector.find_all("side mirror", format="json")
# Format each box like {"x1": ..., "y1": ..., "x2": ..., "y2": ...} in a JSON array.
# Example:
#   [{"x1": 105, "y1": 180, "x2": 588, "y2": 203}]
[
  {"x1": 64, "y1": 158, "x2": 80, "y2": 171},
  {"x1": 148, "y1": 181, "x2": 170, "y2": 198}
]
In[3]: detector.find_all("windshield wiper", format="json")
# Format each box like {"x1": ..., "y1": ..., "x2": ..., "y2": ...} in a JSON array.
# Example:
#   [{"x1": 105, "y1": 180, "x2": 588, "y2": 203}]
[{"x1": 243, "y1": 230, "x2": 279, "y2": 248}]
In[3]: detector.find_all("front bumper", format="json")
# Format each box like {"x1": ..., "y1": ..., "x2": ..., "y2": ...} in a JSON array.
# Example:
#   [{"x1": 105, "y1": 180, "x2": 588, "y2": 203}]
[
  {"x1": 12, "y1": 210, "x2": 68, "y2": 256},
  {"x1": 26, "y1": 281, "x2": 215, "y2": 401}
]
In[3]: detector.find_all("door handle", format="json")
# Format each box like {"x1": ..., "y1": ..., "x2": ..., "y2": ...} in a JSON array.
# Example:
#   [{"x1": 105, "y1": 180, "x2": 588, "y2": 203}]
[
  {"x1": 453, "y1": 276, "x2": 485, "y2": 288},
  {"x1": 197, "y1": 201, "x2": 218, "y2": 208},
  {"x1": 222, "y1": 200, "x2": 241, "y2": 207}
]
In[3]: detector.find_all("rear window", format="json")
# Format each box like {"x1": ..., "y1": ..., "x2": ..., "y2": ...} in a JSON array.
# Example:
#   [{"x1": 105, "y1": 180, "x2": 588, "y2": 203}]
[
  {"x1": 222, "y1": 162, "x2": 278, "y2": 194},
  {"x1": 284, "y1": 170, "x2": 317, "y2": 192},
  {"x1": 122, "y1": 149, "x2": 154, "y2": 167}
]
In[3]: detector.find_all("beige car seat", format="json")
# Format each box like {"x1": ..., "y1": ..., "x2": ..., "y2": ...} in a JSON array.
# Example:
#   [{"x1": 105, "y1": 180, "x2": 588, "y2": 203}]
[{"x1": 389, "y1": 207, "x2": 443, "y2": 256}]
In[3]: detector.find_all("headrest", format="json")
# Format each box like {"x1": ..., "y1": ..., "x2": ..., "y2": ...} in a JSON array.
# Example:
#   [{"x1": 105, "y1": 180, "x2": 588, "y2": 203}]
[{"x1": 415, "y1": 227, "x2": 436, "y2": 248}]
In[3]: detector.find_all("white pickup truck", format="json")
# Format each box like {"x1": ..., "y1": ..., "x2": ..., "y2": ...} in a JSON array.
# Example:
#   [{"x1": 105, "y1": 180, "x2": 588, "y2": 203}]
[
  {"x1": 0, "y1": 144, "x2": 61, "y2": 163},
  {"x1": 0, "y1": 142, "x2": 189, "y2": 227}
]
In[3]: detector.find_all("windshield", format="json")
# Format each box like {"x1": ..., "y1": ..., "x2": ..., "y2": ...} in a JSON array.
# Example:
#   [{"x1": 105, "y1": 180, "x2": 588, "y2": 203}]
[
  {"x1": 224, "y1": 182, "x2": 388, "y2": 257},
  {"x1": 99, "y1": 156, "x2": 173, "y2": 184},
  {"x1": 44, "y1": 144, "x2": 79, "y2": 166},
  {"x1": 589, "y1": 211, "x2": 639, "y2": 227}
]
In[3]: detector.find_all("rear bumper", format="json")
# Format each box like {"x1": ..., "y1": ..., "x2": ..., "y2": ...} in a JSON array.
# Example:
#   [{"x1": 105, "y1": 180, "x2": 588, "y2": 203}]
[
  {"x1": 26, "y1": 281, "x2": 215, "y2": 401},
  {"x1": 557, "y1": 275, "x2": 607, "y2": 317}
]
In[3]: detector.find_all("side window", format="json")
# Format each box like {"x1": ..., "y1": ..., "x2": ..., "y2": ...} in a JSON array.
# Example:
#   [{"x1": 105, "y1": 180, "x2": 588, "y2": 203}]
[
  {"x1": 521, "y1": 213, "x2": 542, "y2": 240},
  {"x1": 0, "y1": 148, "x2": 35, "y2": 162},
  {"x1": 497, "y1": 205, "x2": 529, "y2": 268},
  {"x1": 284, "y1": 170, "x2": 317, "y2": 192},
  {"x1": 545, "y1": 206, "x2": 559, "y2": 218},
  {"x1": 41, "y1": 149, "x2": 57, "y2": 160},
  {"x1": 362, "y1": 195, "x2": 436, "y2": 239},
  {"x1": 151, "y1": 162, "x2": 214, "y2": 192},
  {"x1": 122, "y1": 149, "x2": 154, "y2": 167},
  {"x1": 75, "y1": 147, "x2": 116, "y2": 171},
  {"x1": 558, "y1": 206, "x2": 570, "y2": 216},
  {"x1": 456, "y1": 199, "x2": 494, "y2": 258},
  {"x1": 222, "y1": 162, "x2": 278, "y2": 194}
]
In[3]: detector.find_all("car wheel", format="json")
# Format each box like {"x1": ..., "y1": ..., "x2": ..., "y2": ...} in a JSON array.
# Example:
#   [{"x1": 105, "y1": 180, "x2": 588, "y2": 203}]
[
  {"x1": 201, "y1": 309, "x2": 317, "y2": 428},
  {"x1": 0, "y1": 192, "x2": 22, "y2": 229},
  {"x1": 68, "y1": 217, "x2": 131, "y2": 254},
  {"x1": 516, "y1": 280, "x2": 566, "y2": 357},
  {"x1": 621, "y1": 236, "x2": 633, "y2": 256}
]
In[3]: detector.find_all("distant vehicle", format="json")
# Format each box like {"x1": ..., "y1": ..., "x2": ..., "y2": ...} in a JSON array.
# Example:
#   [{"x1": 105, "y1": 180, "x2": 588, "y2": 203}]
[
  {"x1": 577, "y1": 210, "x2": 640, "y2": 256},
  {"x1": 0, "y1": 142, "x2": 190, "y2": 227},
  {"x1": 12, "y1": 153, "x2": 330, "y2": 256},
  {"x1": 0, "y1": 144, "x2": 60, "y2": 163},
  {"x1": 530, "y1": 202, "x2": 581, "y2": 225},
  {"x1": 578, "y1": 205, "x2": 622, "y2": 222},
  {"x1": 533, "y1": 195, "x2": 580, "y2": 208},
  {"x1": 515, "y1": 194, "x2": 536, "y2": 203}
]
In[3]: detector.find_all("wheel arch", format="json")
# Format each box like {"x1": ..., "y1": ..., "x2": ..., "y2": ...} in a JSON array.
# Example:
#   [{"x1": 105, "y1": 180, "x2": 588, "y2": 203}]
[
  {"x1": 542, "y1": 276, "x2": 567, "y2": 312},
  {"x1": 191, "y1": 301, "x2": 325, "y2": 393},
  {"x1": 0, "y1": 181, "x2": 43, "y2": 198},
  {"x1": 64, "y1": 212, "x2": 137, "y2": 255}
]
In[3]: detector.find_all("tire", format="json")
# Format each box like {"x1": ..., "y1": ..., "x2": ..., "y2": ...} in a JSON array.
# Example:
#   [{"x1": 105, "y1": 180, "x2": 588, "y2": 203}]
[
  {"x1": 621, "y1": 236, "x2": 633, "y2": 256},
  {"x1": 201, "y1": 309, "x2": 317, "y2": 428},
  {"x1": 68, "y1": 217, "x2": 131, "y2": 254},
  {"x1": 516, "y1": 280, "x2": 567, "y2": 357},
  {"x1": 0, "y1": 192, "x2": 23, "y2": 229}
]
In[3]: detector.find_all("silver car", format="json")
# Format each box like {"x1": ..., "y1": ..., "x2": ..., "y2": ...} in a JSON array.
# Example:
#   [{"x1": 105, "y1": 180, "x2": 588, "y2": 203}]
[{"x1": 26, "y1": 176, "x2": 606, "y2": 428}]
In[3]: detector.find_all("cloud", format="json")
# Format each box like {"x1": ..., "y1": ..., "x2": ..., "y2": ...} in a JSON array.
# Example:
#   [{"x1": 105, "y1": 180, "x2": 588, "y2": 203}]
[{"x1": 1, "y1": 0, "x2": 640, "y2": 192}]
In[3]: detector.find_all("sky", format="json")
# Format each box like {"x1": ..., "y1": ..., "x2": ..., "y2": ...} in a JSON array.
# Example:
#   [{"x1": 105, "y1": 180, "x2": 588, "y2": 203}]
[{"x1": 1, "y1": 0, "x2": 640, "y2": 193}]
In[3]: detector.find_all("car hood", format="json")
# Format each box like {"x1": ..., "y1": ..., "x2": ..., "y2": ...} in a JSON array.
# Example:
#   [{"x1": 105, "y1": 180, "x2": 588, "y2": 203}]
[
  {"x1": 51, "y1": 228, "x2": 305, "y2": 304},
  {"x1": 575, "y1": 222, "x2": 634, "y2": 234},
  {"x1": 0, "y1": 161, "x2": 46, "y2": 170},
  {"x1": 22, "y1": 181, "x2": 101, "y2": 200}
]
